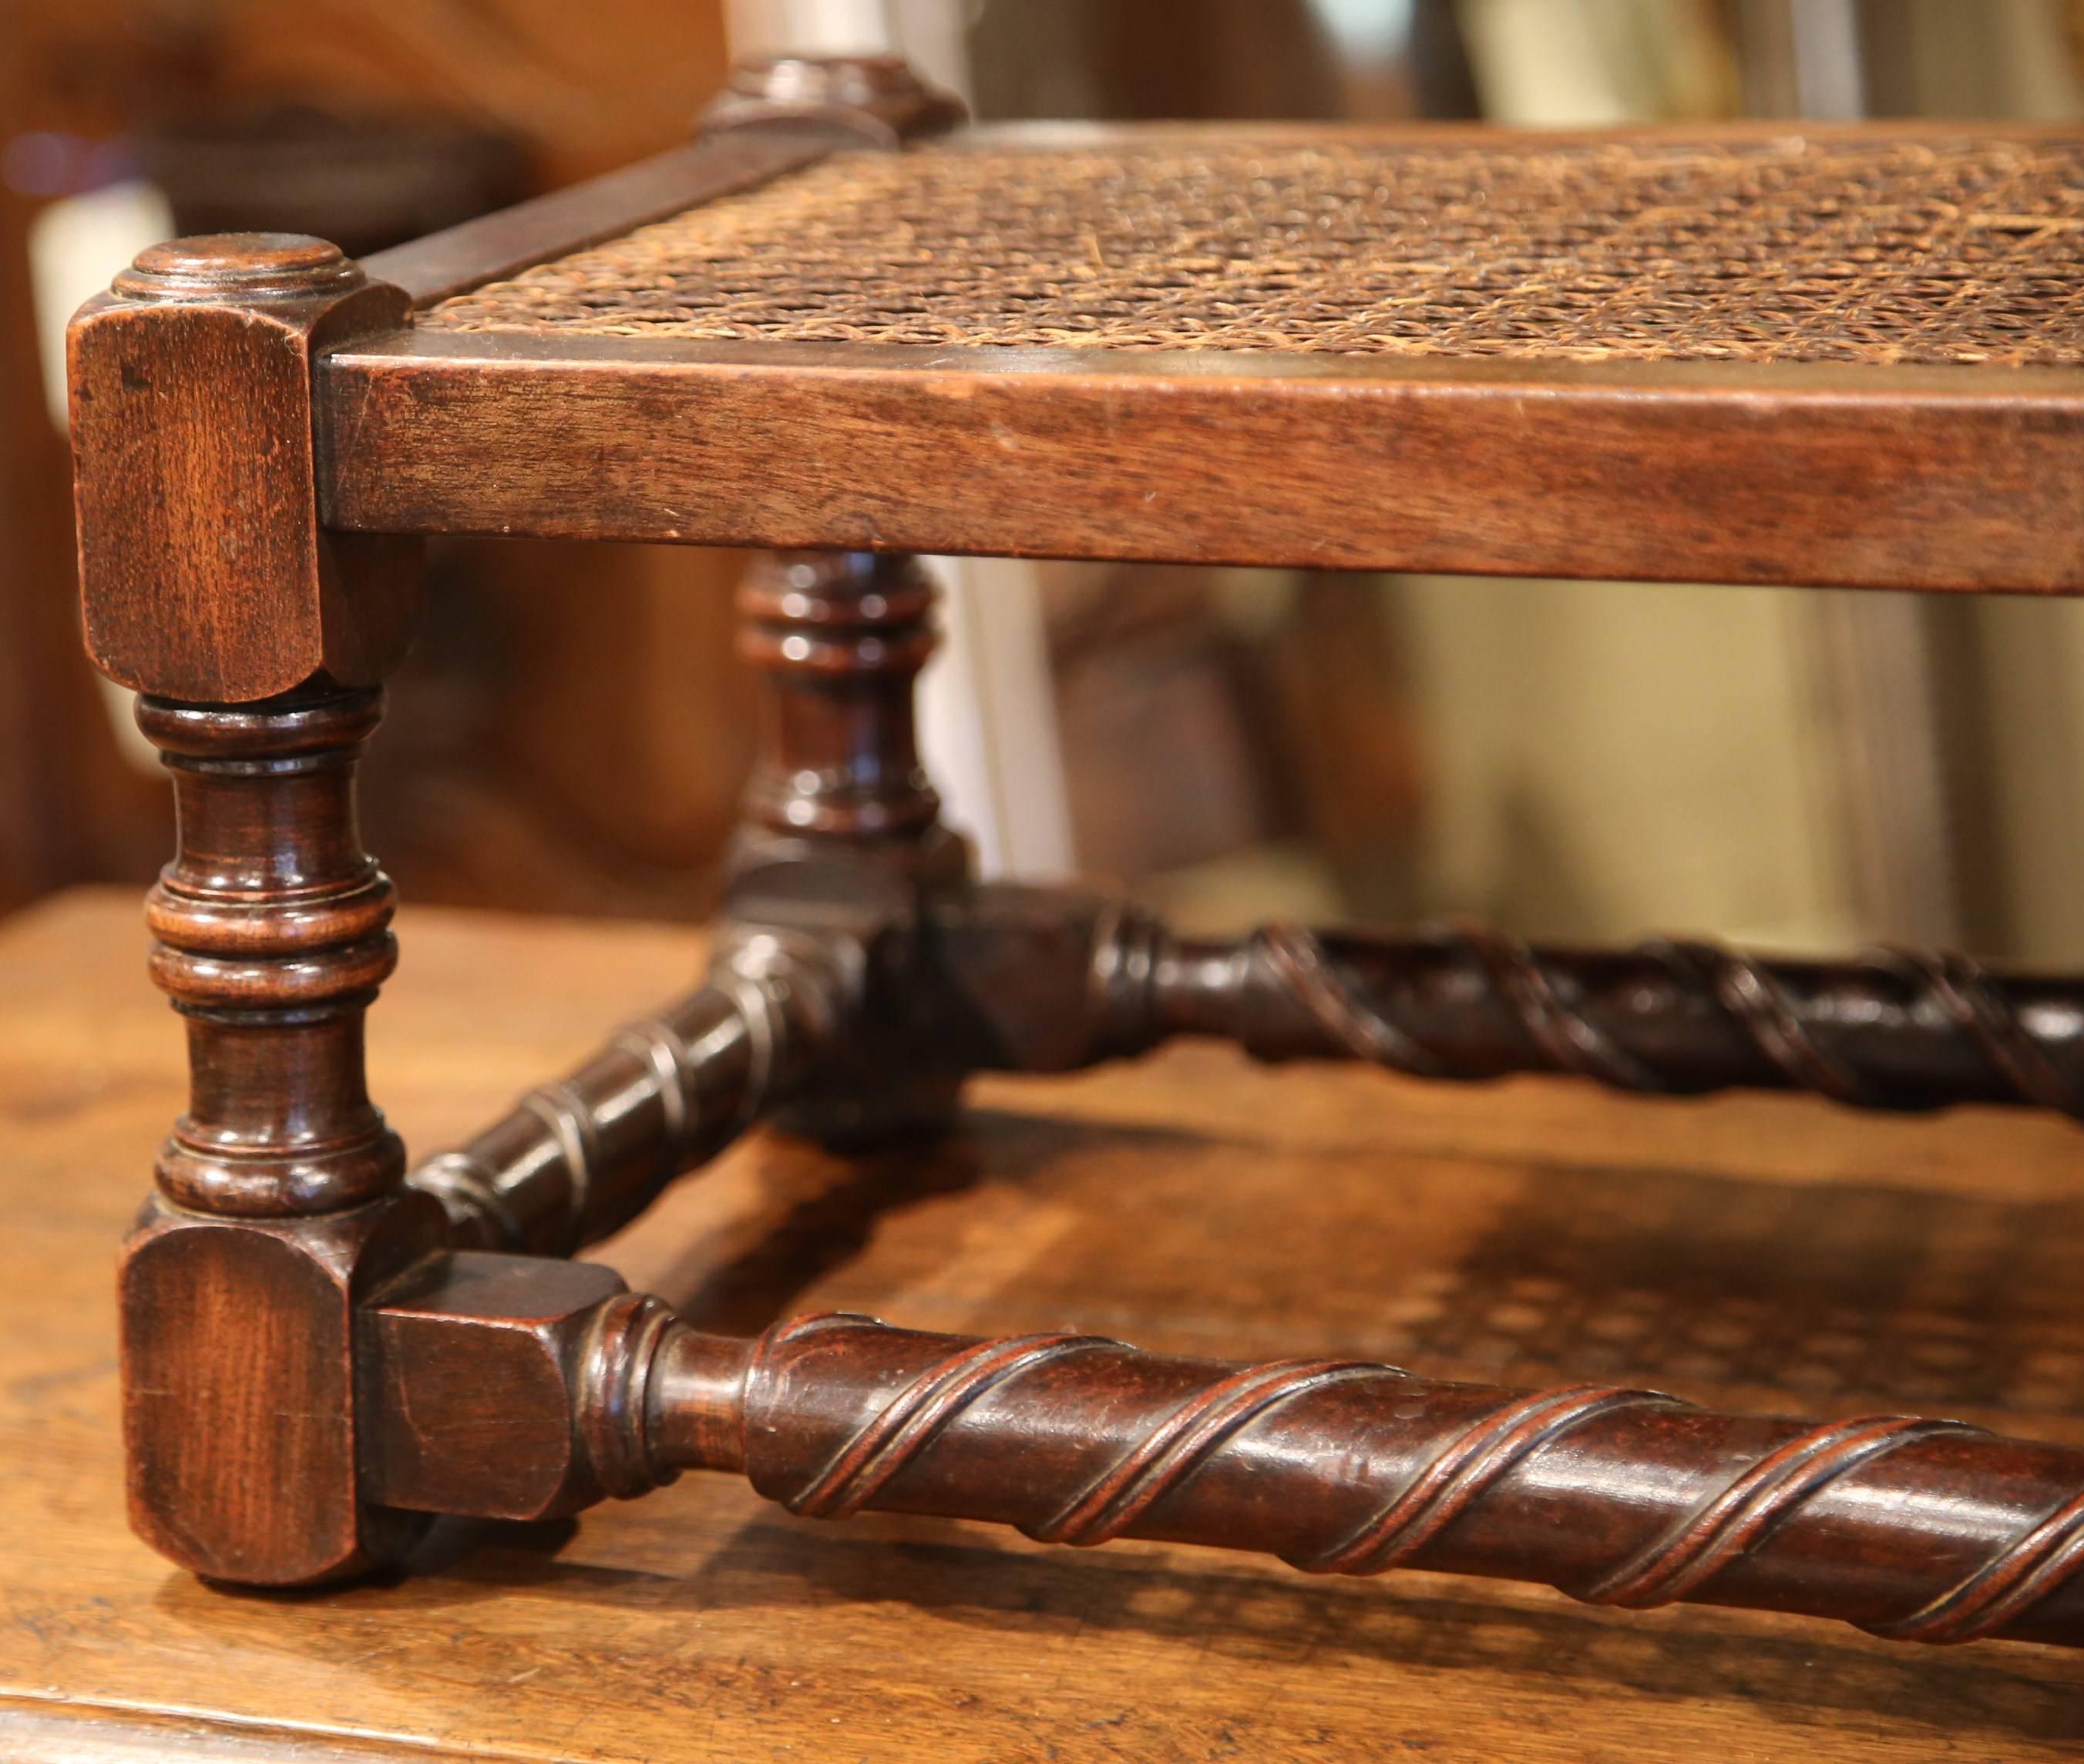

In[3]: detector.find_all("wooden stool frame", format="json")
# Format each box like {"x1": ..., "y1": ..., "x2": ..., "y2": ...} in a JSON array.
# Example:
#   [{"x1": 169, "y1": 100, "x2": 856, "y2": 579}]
[{"x1": 68, "y1": 55, "x2": 2084, "y2": 1651}]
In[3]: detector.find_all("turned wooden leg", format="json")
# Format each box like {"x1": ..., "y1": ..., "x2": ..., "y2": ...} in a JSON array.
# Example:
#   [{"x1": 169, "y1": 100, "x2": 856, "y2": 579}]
[
  {"x1": 728, "y1": 550, "x2": 968, "y2": 1142},
  {"x1": 139, "y1": 688, "x2": 404, "y2": 1218},
  {"x1": 396, "y1": 552, "x2": 973, "y2": 1238},
  {"x1": 71, "y1": 232, "x2": 441, "y2": 1584},
  {"x1": 120, "y1": 687, "x2": 447, "y2": 1584},
  {"x1": 735, "y1": 548, "x2": 946, "y2": 846}
]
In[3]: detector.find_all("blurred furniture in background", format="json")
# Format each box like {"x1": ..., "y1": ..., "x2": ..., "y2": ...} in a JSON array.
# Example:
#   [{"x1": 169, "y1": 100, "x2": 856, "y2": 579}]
[
  {"x1": 8, "y1": 0, "x2": 2084, "y2": 963},
  {"x1": 0, "y1": 33, "x2": 164, "y2": 915},
  {"x1": 960, "y1": 0, "x2": 1473, "y2": 908},
  {"x1": 3, "y1": 0, "x2": 755, "y2": 922},
  {"x1": 708, "y1": 0, "x2": 2084, "y2": 954}
]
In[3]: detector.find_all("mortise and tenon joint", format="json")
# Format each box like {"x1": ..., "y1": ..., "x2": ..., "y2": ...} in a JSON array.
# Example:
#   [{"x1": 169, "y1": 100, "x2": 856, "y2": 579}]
[{"x1": 72, "y1": 56, "x2": 2084, "y2": 1651}]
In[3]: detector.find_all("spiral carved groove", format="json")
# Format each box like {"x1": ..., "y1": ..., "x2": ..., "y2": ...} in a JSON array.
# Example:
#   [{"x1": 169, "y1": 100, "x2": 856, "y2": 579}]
[
  {"x1": 1296, "y1": 1383, "x2": 1673, "y2": 1576},
  {"x1": 1872, "y1": 1487, "x2": 2084, "y2": 1644},
  {"x1": 1218, "y1": 922, "x2": 2084, "y2": 1117},
  {"x1": 782, "y1": 1326, "x2": 1121, "y2": 1520},
  {"x1": 715, "y1": 1315, "x2": 2084, "y2": 1648},
  {"x1": 1579, "y1": 1414, "x2": 1973, "y2": 1609},
  {"x1": 1034, "y1": 1358, "x2": 1387, "y2": 1547}
]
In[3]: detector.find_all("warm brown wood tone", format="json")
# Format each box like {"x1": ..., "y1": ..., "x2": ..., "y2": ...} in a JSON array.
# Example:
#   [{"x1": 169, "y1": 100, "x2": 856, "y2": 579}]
[
  {"x1": 290, "y1": 726, "x2": 2084, "y2": 1657},
  {"x1": 15, "y1": 889, "x2": 2084, "y2": 1759},
  {"x1": 725, "y1": 550, "x2": 977, "y2": 1147},
  {"x1": 318, "y1": 116, "x2": 2084, "y2": 593},
  {"x1": 331, "y1": 883, "x2": 2084, "y2": 1654},
  {"x1": 120, "y1": 1193, "x2": 441, "y2": 1586},
  {"x1": 136, "y1": 688, "x2": 405, "y2": 1218},
  {"x1": 358, "y1": 1264, "x2": 2084, "y2": 1649},
  {"x1": 737, "y1": 550, "x2": 943, "y2": 839},
  {"x1": 939, "y1": 891, "x2": 2084, "y2": 1112},
  {"x1": 359, "y1": 49, "x2": 963, "y2": 310},
  {"x1": 120, "y1": 687, "x2": 449, "y2": 1585},
  {"x1": 361, "y1": 1252, "x2": 630, "y2": 1521},
  {"x1": 410, "y1": 958, "x2": 843, "y2": 1254},
  {"x1": 8, "y1": 0, "x2": 767, "y2": 931},
  {"x1": 657, "y1": 1316, "x2": 2084, "y2": 1648},
  {"x1": 69, "y1": 234, "x2": 422, "y2": 703},
  {"x1": 318, "y1": 334, "x2": 2084, "y2": 593},
  {"x1": 359, "y1": 129, "x2": 839, "y2": 310},
  {"x1": 65, "y1": 50, "x2": 2084, "y2": 1722},
  {"x1": 331, "y1": 47, "x2": 969, "y2": 929},
  {"x1": 395, "y1": 887, "x2": 2084, "y2": 1300},
  {"x1": 420, "y1": 127, "x2": 2084, "y2": 365}
]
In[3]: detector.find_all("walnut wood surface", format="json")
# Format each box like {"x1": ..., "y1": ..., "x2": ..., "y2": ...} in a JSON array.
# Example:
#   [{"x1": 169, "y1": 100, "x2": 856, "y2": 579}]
[
  {"x1": 953, "y1": 899, "x2": 2084, "y2": 1114},
  {"x1": 361, "y1": 1260, "x2": 2084, "y2": 1648},
  {"x1": 135, "y1": 689, "x2": 404, "y2": 1216},
  {"x1": 624, "y1": 1313, "x2": 2084, "y2": 1648},
  {"x1": 317, "y1": 115, "x2": 2084, "y2": 591},
  {"x1": 410, "y1": 959, "x2": 840, "y2": 1255},
  {"x1": 318, "y1": 331, "x2": 2084, "y2": 591},
  {"x1": 119, "y1": 687, "x2": 450, "y2": 1585},
  {"x1": 359, "y1": 129, "x2": 842, "y2": 310},
  {"x1": 12, "y1": 888, "x2": 2084, "y2": 1759},
  {"x1": 737, "y1": 550, "x2": 944, "y2": 838},
  {"x1": 70, "y1": 235, "x2": 422, "y2": 702}
]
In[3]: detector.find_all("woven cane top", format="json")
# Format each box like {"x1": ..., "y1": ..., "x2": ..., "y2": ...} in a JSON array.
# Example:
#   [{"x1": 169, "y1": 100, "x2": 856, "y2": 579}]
[{"x1": 418, "y1": 131, "x2": 2084, "y2": 368}]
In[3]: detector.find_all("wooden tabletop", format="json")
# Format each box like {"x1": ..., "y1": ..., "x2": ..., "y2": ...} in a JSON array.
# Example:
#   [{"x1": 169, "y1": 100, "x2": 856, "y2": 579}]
[{"x1": 9, "y1": 885, "x2": 2084, "y2": 1762}]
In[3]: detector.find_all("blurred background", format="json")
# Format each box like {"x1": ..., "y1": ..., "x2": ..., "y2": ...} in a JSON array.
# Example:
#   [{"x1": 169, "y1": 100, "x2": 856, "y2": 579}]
[{"x1": 5, "y1": 0, "x2": 2084, "y2": 957}]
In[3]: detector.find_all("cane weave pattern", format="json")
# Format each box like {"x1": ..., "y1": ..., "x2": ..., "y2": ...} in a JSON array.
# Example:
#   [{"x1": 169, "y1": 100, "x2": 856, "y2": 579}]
[{"x1": 421, "y1": 134, "x2": 2084, "y2": 367}]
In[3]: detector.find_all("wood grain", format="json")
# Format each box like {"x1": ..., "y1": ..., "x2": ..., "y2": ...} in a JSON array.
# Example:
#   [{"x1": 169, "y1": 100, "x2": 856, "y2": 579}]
[
  {"x1": 69, "y1": 237, "x2": 422, "y2": 702},
  {"x1": 119, "y1": 688, "x2": 449, "y2": 1584},
  {"x1": 11, "y1": 887, "x2": 2084, "y2": 1758},
  {"x1": 319, "y1": 332, "x2": 2084, "y2": 592},
  {"x1": 360, "y1": 129, "x2": 840, "y2": 310}
]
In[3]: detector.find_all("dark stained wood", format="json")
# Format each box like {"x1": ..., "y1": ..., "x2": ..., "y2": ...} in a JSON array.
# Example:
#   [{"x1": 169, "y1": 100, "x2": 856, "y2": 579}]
[
  {"x1": 408, "y1": 969, "x2": 838, "y2": 1255},
  {"x1": 736, "y1": 550, "x2": 943, "y2": 838},
  {"x1": 359, "y1": 129, "x2": 841, "y2": 310},
  {"x1": 119, "y1": 687, "x2": 450, "y2": 1585},
  {"x1": 318, "y1": 332, "x2": 2084, "y2": 593},
  {"x1": 361, "y1": 47, "x2": 966, "y2": 311},
  {"x1": 136, "y1": 689, "x2": 407, "y2": 1218},
  {"x1": 62, "y1": 61, "x2": 2084, "y2": 1743},
  {"x1": 69, "y1": 234, "x2": 423, "y2": 704},
  {"x1": 719, "y1": 547, "x2": 974, "y2": 1147},
  {"x1": 120, "y1": 1196, "x2": 439, "y2": 1585},
  {"x1": 334, "y1": 53, "x2": 969, "y2": 930},
  {"x1": 71, "y1": 230, "x2": 460, "y2": 1584},
  {"x1": 319, "y1": 868, "x2": 2084, "y2": 1652},
  {"x1": 937, "y1": 891, "x2": 2084, "y2": 1112},
  {"x1": 355, "y1": 1250, "x2": 2084, "y2": 1649},
  {"x1": 14, "y1": 889, "x2": 2084, "y2": 1759},
  {"x1": 257, "y1": 575, "x2": 2084, "y2": 1647},
  {"x1": 400, "y1": 886, "x2": 2084, "y2": 1299},
  {"x1": 96, "y1": 517, "x2": 2084, "y2": 1643},
  {"x1": 645, "y1": 1314, "x2": 2084, "y2": 1648},
  {"x1": 361, "y1": 1252, "x2": 628, "y2": 1520}
]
